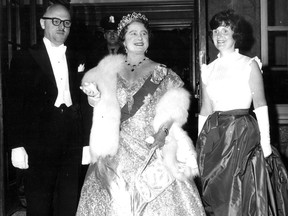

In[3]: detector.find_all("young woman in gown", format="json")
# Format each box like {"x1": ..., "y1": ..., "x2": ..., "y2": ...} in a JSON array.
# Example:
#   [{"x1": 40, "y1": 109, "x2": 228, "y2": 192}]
[
  {"x1": 76, "y1": 12, "x2": 206, "y2": 216},
  {"x1": 196, "y1": 9, "x2": 274, "y2": 216}
]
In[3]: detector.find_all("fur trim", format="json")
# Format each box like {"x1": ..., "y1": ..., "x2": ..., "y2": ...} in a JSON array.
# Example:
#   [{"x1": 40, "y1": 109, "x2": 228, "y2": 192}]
[
  {"x1": 153, "y1": 88, "x2": 190, "y2": 131},
  {"x1": 82, "y1": 54, "x2": 125, "y2": 162},
  {"x1": 163, "y1": 125, "x2": 199, "y2": 180},
  {"x1": 152, "y1": 88, "x2": 199, "y2": 180}
]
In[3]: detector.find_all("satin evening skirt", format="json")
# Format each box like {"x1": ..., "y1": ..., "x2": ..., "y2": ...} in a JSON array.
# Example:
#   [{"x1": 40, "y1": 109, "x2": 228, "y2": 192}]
[{"x1": 196, "y1": 109, "x2": 270, "y2": 216}]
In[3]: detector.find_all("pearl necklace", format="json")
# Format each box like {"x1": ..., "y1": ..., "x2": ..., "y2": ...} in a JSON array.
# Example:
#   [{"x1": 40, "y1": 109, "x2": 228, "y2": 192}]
[{"x1": 125, "y1": 57, "x2": 147, "y2": 72}]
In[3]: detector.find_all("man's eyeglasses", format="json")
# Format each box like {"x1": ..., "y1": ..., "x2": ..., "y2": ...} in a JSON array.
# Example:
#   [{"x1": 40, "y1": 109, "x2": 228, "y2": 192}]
[{"x1": 42, "y1": 17, "x2": 72, "y2": 28}]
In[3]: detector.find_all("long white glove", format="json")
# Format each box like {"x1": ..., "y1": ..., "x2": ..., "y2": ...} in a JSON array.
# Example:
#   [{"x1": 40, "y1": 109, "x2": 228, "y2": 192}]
[
  {"x1": 198, "y1": 114, "x2": 208, "y2": 135},
  {"x1": 11, "y1": 147, "x2": 29, "y2": 169},
  {"x1": 82, "y1": 146, "x2": 91, "y2": 165},
  {"x1": 254, "y1": 105, "x2": 272, "y2": 158},
  {"x1": 80, "y1": 82, "x2": 100, "y2": 107}
]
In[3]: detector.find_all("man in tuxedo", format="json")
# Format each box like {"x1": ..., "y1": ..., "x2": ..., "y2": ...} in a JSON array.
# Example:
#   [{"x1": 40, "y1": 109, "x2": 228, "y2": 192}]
[{"x1": 7, "y1": 4, "x2": 88, "y2": 216}]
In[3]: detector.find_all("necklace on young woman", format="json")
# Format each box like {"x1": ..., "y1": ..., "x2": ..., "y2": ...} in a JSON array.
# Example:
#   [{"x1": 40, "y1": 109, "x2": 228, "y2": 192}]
[{"x1": 125, "y1": 57, "x2": 147, "y2": 72}]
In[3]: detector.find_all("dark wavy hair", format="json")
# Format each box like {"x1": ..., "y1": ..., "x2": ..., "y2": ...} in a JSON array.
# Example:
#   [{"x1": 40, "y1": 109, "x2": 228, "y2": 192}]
[{"x1": 209, "y1": 9, "x2": 245, "y2": 48}]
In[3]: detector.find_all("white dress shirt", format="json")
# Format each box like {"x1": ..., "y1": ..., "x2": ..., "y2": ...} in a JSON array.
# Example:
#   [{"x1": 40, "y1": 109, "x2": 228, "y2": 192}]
[{"x1": 43, "y1": 37, "x2": 72, "y2": 107}]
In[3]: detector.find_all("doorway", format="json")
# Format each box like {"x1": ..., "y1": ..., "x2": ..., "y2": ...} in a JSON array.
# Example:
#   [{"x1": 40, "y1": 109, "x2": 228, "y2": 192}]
[{"x1": 0, "y1": 1, "x2": 207, "y2": 214}]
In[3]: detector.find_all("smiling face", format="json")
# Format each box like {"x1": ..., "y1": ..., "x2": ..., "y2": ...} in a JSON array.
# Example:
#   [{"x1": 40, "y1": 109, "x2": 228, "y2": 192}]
[
  {"x1": 212, "y1": 25, "x2": 235, "y2": 54},
  {"x1": 123, "y1": 21, "x2": 149, "y2": 55},
  {"x1": 40, "y1": 4, "x2": 71, "y2": 46}
]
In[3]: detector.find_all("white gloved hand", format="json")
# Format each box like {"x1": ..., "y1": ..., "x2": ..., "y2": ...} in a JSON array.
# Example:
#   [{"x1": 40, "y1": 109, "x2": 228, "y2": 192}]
[
  {"x1": 11, "y1": 147, "x2": 29, "y2": 169},
  {"x1": 82, "y1": 146, "x2": 91, "y2": 165},
  {"x1": 198, "y1": 114, "x2": 208, "y2": 135},
  {"x1": 80, "y1": 82, "x2": 100, "y2": 107},
  {"x1": 254, "y1": 105, "x2": 272, "y2": 158},
  {"x1": 80, "y1": 82, "x2": 99, "y2": 97}
]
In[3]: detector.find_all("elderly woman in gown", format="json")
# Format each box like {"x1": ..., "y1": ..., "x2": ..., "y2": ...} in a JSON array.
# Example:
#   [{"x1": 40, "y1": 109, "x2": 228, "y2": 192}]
[{"x1": 77, "y1": 12, "x2": 206, "y2": 216}]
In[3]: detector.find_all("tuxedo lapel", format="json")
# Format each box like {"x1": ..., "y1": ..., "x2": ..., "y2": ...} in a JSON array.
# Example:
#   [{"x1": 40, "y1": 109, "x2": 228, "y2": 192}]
[
  {"x1": 66, "y1": 48, "x2": 82, "y2": 105},
  {"x1": 29, "y1": 42, "x2": 57, "y2": 87},
  {"x1": 29, "y1": 42, "x2": 80, "y2": 105},
  {"x1": 66, "y1": 48, "x2": 76, "y2": 103},
  {"x1": 66, "y1": 48, "x2": 74, "y2": 85}
]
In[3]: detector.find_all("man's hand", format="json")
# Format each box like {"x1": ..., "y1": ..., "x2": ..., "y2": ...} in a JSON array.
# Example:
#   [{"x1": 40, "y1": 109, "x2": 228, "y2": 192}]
[{"x1": 11, "y1": 147, "x2": 29, "y2": 169}]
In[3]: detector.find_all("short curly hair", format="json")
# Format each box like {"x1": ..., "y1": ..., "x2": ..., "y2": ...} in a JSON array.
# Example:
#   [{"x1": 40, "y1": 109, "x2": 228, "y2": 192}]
[
  {"x1": 118, "y1": 18, "x2": 151, "y2": 43},
  {"x1": 209, "y1": 9, "x2": 245, "y2": 48}
]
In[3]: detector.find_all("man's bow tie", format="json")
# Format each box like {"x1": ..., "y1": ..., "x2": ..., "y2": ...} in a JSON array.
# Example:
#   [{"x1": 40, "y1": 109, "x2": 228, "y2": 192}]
[{"x1": 51, "y1": 45, "x2": 67, "y2": 57}]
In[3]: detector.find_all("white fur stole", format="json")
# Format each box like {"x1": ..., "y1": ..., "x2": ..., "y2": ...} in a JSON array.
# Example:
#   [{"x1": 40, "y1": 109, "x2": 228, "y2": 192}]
[
  {"x1": 82, "y1": 54, "x2": 125, "y2": 163},
  {"x1": 152, "y1": 88, "x2": 199, "y2": 180}
]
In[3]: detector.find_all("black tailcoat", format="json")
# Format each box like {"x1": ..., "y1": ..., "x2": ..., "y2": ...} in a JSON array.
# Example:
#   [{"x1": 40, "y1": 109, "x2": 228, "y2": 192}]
[{"x1": 6, "y1": 41, "x2": 84, "y2": 215}]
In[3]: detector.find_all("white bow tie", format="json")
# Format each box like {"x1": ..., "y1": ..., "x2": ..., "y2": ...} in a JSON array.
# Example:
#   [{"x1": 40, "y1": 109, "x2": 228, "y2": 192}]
[{"x1": 50, "y1": 45, "x2": 67, "y2": 57}]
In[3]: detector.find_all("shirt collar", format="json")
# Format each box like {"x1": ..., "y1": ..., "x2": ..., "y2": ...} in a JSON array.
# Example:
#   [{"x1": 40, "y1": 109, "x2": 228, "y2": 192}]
[
  {"x1": 217, "y1": 48, "x2": 239, "y2": 60},
  {"x1": 43, "y1": 37, "x2": 67, "y2": 55}
]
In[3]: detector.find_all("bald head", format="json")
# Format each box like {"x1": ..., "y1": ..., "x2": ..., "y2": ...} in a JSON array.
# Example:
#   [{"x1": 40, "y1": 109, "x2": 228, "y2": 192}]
[
  {"x1": 43, "y1": 4, "x2": 70, "y2": 19},
  {"x1": 40, "y1": 4, "x2": 71, "y2": 46}
]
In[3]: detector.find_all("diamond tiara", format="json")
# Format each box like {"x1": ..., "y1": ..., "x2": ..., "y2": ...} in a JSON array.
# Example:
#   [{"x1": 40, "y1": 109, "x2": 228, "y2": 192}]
[{"x1": 117, "y1": 12, "x2": 148, "y2": 35}]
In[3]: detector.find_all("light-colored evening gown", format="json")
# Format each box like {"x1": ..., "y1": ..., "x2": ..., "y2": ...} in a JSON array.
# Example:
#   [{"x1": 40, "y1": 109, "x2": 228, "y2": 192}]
[{"x1": 77, "y1": 65, "x2": 205, "y2": 216}]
